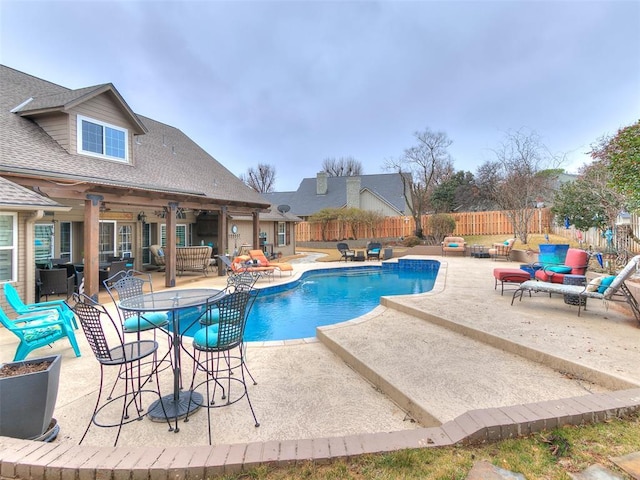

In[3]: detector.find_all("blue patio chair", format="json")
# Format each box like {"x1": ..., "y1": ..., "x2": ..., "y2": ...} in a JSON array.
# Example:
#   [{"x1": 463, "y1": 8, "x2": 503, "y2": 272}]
[
  {"x1": 4, "y1": 283, "x2": 78, "y2": 330},
  {"x1": 0, "y1": 304, "x2": 81, "y2": 361}
]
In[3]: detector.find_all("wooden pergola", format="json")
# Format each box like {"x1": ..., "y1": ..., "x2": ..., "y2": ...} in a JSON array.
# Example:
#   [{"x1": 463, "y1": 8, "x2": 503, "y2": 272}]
[{"x1": 10, "y1": 175, "x2": 267, "y2": 300}]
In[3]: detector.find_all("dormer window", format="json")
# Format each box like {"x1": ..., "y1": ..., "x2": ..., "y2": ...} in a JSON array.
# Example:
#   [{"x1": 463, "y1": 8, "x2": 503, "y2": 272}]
[{"x1": 77, "y1": 114, "x2": 128, "y2": 162}]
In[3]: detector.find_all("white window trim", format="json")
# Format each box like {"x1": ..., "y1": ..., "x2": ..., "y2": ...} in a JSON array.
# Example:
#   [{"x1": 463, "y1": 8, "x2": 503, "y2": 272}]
[
  {"x1": 277, "y1": 222, "x2": 286, "y2": 247},
  {"x1": 76, "y1": 114, "x2": 129, "y2": 162},
  {"x1": 0, "y1": 213, "x2": 17, "y2": 283}
]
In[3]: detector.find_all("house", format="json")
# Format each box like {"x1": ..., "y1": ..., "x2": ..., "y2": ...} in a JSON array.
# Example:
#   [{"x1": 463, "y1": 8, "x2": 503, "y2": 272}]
[
  {"x1": 227, "y1": 204, "x2": 302, "y2": 258},
  {"x1": 0, "y1": 65, "x2": 293, "y2": 302},
  {"x1": 263, "y1": 172, "x2": 412, "y2": 220}
]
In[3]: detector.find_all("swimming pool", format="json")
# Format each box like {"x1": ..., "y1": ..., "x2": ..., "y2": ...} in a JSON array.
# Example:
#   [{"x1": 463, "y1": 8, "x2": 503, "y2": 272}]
[{"x1": 178, "y1": 259, "x2": 440, "y2": 341}]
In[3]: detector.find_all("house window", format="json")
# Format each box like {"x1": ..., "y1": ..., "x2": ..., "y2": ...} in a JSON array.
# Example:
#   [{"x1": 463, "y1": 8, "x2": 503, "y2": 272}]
[
  {"x1": 277, "y1": 222, "x2": 286, "y2": 247},
  {"x1": 60, "y1": 222, "x2": 72, "y2": 262},
  {"x1": 118, "y1": 225, "x2": 132, "y2": 258},
  {"x1": 0, "y1": 214, "x2": 17, "y2": 282},
  {"x1": 160, "y1": 224, "x2": 187, "y2": 247},
  {"x1": 99, "y1": 221, "x2": 116, "y2": 262},
  {"x1": 35, "y1": 223, "x2": 54, "y2": 267},
  {"x1": 141, "y1": 223, "x2": 151, "y2": 264},
  {"x1": 77, "y1": 114, "x2": 128, "y2": 162}
]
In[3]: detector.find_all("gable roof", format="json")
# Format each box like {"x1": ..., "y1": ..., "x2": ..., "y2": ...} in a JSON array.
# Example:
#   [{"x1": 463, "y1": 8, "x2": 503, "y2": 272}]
[
  {"x1": 0, "y1": 65, "x2": 269, "y2": 211},
  {"x1": 263, "y1": 173, "x2": 409, "y2": 217},
  {"x1": 11, "y1": 83, "x2": 148, "y2": 134}
]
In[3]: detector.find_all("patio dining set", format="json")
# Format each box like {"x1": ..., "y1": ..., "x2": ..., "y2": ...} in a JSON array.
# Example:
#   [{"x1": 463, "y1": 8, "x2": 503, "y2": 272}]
[{"x1": 1, "y1": 267, "x2": 263, "y2": 446}]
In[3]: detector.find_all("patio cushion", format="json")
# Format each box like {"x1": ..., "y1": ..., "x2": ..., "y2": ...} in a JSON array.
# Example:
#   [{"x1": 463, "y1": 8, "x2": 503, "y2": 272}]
[
  {"x1": 199, "y1": 307, "x2": 220, "y2": 325},
  {"x1": 193, "y1": 324, "x2": 220, "y2": 349},
  {"x1": 23, "y1": 324, "x2": 61, "y2": 342},
  {"x1": 546, "y1": 265, "x2": 572, "y2": 274},
  {"x1": 597, "y1": 275, "x2": 616, "y2": 294},
  {"x1": 586, "y1": 277, "x2": 602, "y2": 292},
  {"x1": 123, "y1": 312, "x2": 169, "y2": 332}
]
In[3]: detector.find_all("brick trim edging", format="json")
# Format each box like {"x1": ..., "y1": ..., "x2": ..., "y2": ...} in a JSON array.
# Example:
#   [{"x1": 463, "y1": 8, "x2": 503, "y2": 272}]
[{"x1": 1, "y1": 388, "x2": 639, "y2": 480}]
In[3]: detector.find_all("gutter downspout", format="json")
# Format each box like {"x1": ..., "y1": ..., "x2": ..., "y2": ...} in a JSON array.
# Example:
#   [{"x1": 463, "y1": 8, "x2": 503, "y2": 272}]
[{"x1": 25, "y1": 210, "x2": 45, "y2": 304}]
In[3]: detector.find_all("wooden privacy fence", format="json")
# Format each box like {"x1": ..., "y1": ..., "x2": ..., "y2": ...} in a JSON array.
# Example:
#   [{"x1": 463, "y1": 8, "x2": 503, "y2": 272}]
[{"x1": 296, "y1": 208, "x2": 553, "y2": 242}]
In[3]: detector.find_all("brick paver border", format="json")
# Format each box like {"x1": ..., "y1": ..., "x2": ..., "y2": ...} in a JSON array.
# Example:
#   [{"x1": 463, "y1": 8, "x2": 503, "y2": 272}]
[{"x1": 1, "y1": 388, "x2": 639, "y2": 480}]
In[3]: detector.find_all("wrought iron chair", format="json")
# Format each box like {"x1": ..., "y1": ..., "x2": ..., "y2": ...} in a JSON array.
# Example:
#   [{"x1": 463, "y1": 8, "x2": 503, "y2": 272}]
[
  {"x1": 71, "y1": 294, "x2": 171, "y2": 446},
  {"x1": 103, "y1": 269, "x2": 172, "y2": 397},
  {"x1": 0, "y1": 303, "x2": 80, "y2": 361},
  {"x1": 183, "y1": 290, "x2": 260, "y2": 444}
]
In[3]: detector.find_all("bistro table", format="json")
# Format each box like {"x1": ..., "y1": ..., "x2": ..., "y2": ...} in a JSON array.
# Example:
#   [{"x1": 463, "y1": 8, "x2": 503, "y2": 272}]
[{"x1": 119, "y1": 288, "x2": 223, "y2": 432}]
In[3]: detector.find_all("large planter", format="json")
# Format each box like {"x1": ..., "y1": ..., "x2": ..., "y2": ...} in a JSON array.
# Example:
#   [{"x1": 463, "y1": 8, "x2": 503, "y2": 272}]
[{"x1": 0, "y1": 354, "x2": 61, "y2": 439}]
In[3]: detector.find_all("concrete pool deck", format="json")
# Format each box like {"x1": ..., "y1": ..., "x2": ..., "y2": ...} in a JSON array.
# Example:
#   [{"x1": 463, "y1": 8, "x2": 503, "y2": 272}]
[{"x1": 1, "y1": 254, "x2": 640, "y2": 479}]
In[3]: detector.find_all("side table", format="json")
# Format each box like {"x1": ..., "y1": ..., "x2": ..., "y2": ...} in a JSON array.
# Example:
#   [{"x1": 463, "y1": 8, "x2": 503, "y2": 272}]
[
  {"x1": 563, "y1": 274, "x2": 587, "y2": 306},
  {"x1": 470, "y1": 245, "x2": 490, "y2": 258}
]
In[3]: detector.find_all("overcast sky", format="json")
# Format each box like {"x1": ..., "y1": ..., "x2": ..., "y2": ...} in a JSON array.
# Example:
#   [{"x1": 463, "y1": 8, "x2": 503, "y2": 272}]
[{"x1": 1, "y1": 1, "x2": 638, "y2": 191}]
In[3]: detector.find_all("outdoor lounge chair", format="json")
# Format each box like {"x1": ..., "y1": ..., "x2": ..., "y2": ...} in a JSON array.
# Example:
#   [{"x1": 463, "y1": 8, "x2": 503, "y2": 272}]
[
  {"x1": 149, "y1": 245, "x2": 166, "y2": 270},
  {"x1": 534, "y1": 248, "x2": 589, "y2": 284},
  {"x1": 488, "y1": 238, "x2": 516, "y2": 261},
  {"x1": 3, "y1": 282, "x2": 77, "y2": 330},
  {"x1": 511, "y1": 255, "x2": 640, "y2": 325},
  {"x1": 248, "y1": 249, "x2": 293, "y2": 276},
  {"x1": 366, "y1": 242, "x2": 382, "y2": 260},
  {"x1": 231, "y1": 255, "x2": 276, "y2": 281},
  {"x1": 0, "y1": 303, "x2": 81, "y2": 361},
  {"x1": 336, "y1": 243, "x2": 355, "y2": 262},
  {"x1": 441, "y1": 236, "x2": 466, "y2": 256}
]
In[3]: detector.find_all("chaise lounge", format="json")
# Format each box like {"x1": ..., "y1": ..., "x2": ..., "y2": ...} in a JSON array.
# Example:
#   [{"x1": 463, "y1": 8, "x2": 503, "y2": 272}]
[
  {"x1": 511, "y1": 255, "x2": 640, "y2": 324},
  {"x1": 248, "y1": 250, "x2": 294, "y2": 276}
]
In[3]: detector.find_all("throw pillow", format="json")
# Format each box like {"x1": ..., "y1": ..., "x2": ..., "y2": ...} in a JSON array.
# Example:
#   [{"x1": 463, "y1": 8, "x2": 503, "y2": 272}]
[
  {"x1": 586, "y1": 277, "x2": 602, "y2": 292},
  {"x1": 597, "y1": 275, "x2": 616, "y2": 294},
  {"x1": 503, "y1": 240, "x2": 510, "y2": 245},
  {"x1": 157, "y1": 248, "x2": 164, "y2": 257},
  {"x1": 448, "y1": 243, "x2": 458, "y2": 248}
]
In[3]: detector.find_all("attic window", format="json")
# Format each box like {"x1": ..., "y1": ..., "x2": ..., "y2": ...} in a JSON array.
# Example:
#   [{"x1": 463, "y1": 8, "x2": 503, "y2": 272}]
[{"x1": 77, "y1": 115, "x2": 128, "y2": 162}]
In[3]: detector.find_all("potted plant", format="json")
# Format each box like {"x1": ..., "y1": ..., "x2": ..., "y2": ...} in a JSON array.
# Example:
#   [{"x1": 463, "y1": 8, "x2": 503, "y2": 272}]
[{"x1": 0, "y1": 354, "x2": 61, "y2": 439}]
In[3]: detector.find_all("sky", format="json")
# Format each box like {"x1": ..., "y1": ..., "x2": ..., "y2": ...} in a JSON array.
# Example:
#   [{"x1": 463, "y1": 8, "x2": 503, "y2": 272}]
[{"x1": 1, "y1": 1, "x2": 638, "y2": 192}]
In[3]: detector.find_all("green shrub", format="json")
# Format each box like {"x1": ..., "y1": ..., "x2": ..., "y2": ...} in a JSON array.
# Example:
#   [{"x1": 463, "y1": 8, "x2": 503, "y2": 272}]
[
  {"x1": 402, "y1": 235, "x2": 422, "y2": 247},
  {"x1": 428, "y1": 214, "x2": 456, "y2": 242}
]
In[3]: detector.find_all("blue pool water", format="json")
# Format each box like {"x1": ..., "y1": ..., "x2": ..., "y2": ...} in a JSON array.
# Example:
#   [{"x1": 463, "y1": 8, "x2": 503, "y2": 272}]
[{"x1": 180, "y1": 260, "x2": 439, "y2": 342}]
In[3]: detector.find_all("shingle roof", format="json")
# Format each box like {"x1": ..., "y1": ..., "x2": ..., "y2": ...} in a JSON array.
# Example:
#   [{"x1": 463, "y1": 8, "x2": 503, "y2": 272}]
[
  {"x1": 0, "y1": 176, "x2": 66, "y2": 210},
  {"x1": 263, "y1": 173, "x2": 409, "y2": 216},
  {"x1": 0, "y1": 65, "x2": 269, "y2": 210}
]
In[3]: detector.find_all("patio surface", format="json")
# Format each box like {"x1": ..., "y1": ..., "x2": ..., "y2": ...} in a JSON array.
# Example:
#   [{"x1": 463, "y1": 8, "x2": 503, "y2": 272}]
[{"x1": 1, "y1": 253, "x2": 640, "y2": 478}]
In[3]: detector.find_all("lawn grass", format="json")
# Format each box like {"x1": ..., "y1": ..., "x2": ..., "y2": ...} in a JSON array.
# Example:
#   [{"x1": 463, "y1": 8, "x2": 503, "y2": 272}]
[{"x1": 219, "y1": 412, "x2": 639, "y2": 479}]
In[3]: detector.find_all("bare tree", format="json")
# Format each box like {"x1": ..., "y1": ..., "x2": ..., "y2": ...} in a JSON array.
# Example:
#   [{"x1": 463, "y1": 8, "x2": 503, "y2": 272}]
[
  {"x1": 384, "y1": 128, "x2": 454, "y2": 237},
  {"x1": 239, "y1": 163, "x2": 276, "y2": 193},
  {"x1": 321, "y1": 157, "x2": 363, "y2": 176},
  {"x1": 476, "y1": 129, "x2": 558, "y2": 244}
]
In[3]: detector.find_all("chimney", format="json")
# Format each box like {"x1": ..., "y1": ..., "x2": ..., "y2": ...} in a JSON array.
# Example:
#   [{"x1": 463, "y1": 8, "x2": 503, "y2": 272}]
[
  {"x1": 316, "y1": 171, "x2": 328, "y2": 195},
  {"x1": 346, "y1": 176, "x2": 360, "y2": 208}
]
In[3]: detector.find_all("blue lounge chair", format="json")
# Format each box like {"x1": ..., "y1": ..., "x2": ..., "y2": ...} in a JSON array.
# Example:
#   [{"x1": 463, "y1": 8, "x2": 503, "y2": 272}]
[
  {"x1": 4, "y1": 283, "x2": 78, "y2": 330},
  {"x1": 0, "y1": 304, "x2": 81, "y2": 361}
]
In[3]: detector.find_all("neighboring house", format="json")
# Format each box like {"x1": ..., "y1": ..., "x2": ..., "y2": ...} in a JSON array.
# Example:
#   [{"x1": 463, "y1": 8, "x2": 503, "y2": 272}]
[
  {"x1": 227, "y1": 204, "x2": 302, "y2": 258},
  {"x1": 263, "y1": 172, "x2": 412, "y2": 220},
  {"x1": 0, "y1": 65, "x2": 280, "y2": 301}
]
